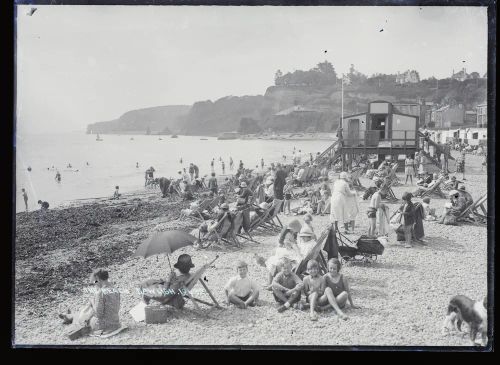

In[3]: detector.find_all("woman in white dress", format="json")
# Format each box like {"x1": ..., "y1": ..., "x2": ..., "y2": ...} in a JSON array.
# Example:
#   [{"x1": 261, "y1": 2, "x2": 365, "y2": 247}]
[
  {"x1": 330, "y1": 171, "x2": 357, "y2": 233},
  {"x1": 344, "y1": 176, "x2": 359, "y2": 233}
]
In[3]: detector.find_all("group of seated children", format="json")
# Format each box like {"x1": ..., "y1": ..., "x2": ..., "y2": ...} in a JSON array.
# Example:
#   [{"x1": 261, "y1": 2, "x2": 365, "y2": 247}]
[
  {"x1": 223, "y1": 257, "x2": 357, "y2": 322},
  {"x1": 274, "y1": 258, "x2": 356, "y2": 321}
]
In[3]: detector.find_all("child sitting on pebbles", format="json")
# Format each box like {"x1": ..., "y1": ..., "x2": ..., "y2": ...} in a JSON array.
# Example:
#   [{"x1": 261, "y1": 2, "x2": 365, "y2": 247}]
[
  {"x1": 301, "y1": 259, "x2": 326, "y2": 321},
  {"x1": 321, "y1": 258, "x2": 358, "y2": 318},
  {"x1": 224, "y1": 260, "x2": 260, "y2": 309},
  {"x1": 272, "y1": 258, "x2": 303, "y2": 313},
  {"x1": 421, "y1": 197, "x2": 437, "y2": 221}
]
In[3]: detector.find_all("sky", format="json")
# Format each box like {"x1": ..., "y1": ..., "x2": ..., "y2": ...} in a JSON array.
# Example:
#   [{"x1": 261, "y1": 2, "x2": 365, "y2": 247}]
[{"x1": 16, "y1": 5, "x2": 488, "y2": 133}]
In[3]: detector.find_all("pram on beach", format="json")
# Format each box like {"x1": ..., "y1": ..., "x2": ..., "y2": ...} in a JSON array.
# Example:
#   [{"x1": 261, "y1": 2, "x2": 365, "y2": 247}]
[{"x1": 335, "y1": 230, "x2": 385, "y2": 264}]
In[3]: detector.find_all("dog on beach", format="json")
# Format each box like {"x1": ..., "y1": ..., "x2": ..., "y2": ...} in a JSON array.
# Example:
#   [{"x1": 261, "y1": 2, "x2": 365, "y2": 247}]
[{"x1": 442, "y1": 295, "x2": 487, "y2": 346}]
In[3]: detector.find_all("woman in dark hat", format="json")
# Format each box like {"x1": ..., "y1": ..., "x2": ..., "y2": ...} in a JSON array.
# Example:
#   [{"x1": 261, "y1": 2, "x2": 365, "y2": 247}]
[{"x1": 139, "y1": 254, "x2": 195, "y2": 310}]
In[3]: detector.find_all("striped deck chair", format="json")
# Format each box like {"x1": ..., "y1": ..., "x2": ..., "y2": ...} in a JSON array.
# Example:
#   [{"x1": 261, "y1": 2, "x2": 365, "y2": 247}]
[
  {"x1": 458, "y1": 193, "x2": 487, "y2": 226},
  {"x1": 416, "y1": 176, "x2": 447, "y2": 199},
  {"x1": 294, "y1": 226, "x2": 330, "y2": 277}
]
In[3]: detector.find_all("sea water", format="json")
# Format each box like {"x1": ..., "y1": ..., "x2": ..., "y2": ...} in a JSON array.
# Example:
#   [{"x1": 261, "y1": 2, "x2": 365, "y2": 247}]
[{"x1": 15, "y1": 132, "x2": 333, "y2": 212}]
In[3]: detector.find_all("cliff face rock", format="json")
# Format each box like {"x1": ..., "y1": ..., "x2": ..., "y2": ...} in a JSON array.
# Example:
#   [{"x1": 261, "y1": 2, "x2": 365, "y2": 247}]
[
  {"x1": 87, "y1": 105, "x2": 190, "y2": 134},
  {"x1": 180, "y1": 96, "x2": 276, "y2": 135}
]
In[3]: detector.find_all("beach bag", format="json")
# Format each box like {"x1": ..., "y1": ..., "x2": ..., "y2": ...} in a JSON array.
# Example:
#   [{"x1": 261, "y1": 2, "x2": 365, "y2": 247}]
[
  {"x1": 390, "y1": 212, "x2": 403, "y2": 231},
  {"x1": 356, "y1": 235, "x2": 385, "y2": 256}
]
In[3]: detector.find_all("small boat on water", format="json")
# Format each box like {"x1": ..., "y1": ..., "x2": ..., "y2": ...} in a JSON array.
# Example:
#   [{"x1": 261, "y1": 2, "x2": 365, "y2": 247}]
[
  {"x1": 171, "y1": 135, "x2": 178, "y2": 138},
  {"x1": 158, "y1": 138, "x2": 163, "y2": 140},
  {"x1": 217, "y1": 131, "x2": 240, "y2": 140},
  {"x1": 96, "y1": 134, "x2": 103, "y2": 141},
  {"x1": 200, "y1": 138, "x2": 208, "y2": 140}
]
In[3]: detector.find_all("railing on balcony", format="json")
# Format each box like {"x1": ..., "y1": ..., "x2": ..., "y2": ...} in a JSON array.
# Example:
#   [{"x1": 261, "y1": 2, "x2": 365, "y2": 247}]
[{"x1": 342, "y1": 130, "x2": 417, "y2": 148}]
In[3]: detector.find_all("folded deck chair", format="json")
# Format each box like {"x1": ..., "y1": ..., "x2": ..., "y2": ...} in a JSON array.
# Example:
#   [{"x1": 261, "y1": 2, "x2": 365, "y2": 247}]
[
  {"x1": 458, "y1": 193, "x2": 487, "y2": 225},
  {"x1": 183, "y1": 255, "x2": 222, "y2": 309},
  {"x1": 294, "y1": 226, "x2": 330, "y2": 277},
  {"x1": 415, "y1": 176, "x2": 447, "y2": 199}
]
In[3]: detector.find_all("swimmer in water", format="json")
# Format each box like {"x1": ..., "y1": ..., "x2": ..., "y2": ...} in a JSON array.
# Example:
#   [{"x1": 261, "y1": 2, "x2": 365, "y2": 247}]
[
  {"x1": 55, "y1": 171, "x2": 61, "y2": 182},
  {"x1": 136, "y1": 162, "x2": 139, "y2": 168},
  {"x1": 86, "y1": 162, "x2": 89, "y2": 166},
  {"x1": 27, "y1": 167, "x2": 32, "y2": 172},
  {"x1": 180, "y1": 158, "x2": 183, "y2": 164}
]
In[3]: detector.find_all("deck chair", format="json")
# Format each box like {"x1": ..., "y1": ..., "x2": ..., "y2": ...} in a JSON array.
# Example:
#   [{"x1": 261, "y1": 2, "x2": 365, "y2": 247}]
[
  {"x1": 294, "y1": 226, "x2": 330, "y2": 277},
  {"x1": 252, "y1": 199, "x2": 284, "y2": 232},
  {"x1": 415, "y1": 176, "x2": 447, "y2": 199},
  {"x1": 458, "y1": 193, "x2": 487, "y2": 226},
  {"x1": 181, "y1": 198, "x2": 213, "y2": 220},
  {"x1": 206, "y1": 196, "x2": 222, "y2": 212},
  {"x1": 248, "y1": 199, "x2": 283, "y2": 232},
  {"x1": 225, "y1": 209, "x2": 256, "y2": 246},
  {"x1": 350, "y1": 166, "x2": 367, "y2": 191},
  {"x1": 387, "y1": 162, "x2": 402, "y2": 186},
  {"x1": 183, "y1": 255, "x2": 222, "y2": 309},
  {"x1": 379, "y1": 178, "x2": 398, "y2": 202},
  {"x1": 195, "y1": 212, "x2": 236, "y2": 249}
]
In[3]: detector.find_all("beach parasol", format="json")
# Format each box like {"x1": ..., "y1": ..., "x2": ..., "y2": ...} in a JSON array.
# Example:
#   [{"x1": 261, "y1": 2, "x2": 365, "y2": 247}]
[{"x1": 133, "y1": 230, "x2": 197, "y2": 270}]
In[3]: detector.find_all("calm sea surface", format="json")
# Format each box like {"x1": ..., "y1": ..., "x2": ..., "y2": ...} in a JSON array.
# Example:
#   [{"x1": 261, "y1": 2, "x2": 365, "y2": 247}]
[{"x1": 15, "y1": 132, "x2": 333, "y2": 212}]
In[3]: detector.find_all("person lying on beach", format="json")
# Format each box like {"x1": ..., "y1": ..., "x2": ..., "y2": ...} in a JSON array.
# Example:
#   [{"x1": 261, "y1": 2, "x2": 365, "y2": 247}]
[
  {"x1": 138, "y1": 254, "x2": 195, "y2": 310},
  {"x1": 272, "y1": 258, "x2": 303, "y2": 313},
  {"x1": 224, "y1": 260, "x2": 260, "y2": 309},
  {"x1": 59, "y1": 269, "x2": 121, "y2": 334},
  {"x1": 264, "y1": 220, "x2": 303, "y2": 289}
]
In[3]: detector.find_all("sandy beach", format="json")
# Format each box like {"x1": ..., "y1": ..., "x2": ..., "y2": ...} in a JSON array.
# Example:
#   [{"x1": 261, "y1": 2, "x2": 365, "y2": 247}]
[{"x1": 14, "y1": 152, "x2": 488, "y2": 347}]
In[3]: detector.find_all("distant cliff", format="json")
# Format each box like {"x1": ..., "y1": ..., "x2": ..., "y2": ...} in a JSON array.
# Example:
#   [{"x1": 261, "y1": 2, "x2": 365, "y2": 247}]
[
  {"x1": 86, "y1": 105, "x2": 190, "y2": 134},
  {"x1": 87, "y1": 66, "x2": 486, "y2": 135}
]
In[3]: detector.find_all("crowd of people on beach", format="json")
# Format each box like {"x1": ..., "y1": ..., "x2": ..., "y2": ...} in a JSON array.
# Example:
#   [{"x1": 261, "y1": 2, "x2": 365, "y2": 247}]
[{"x1": 55, "y1": 139, "x2": 487, "y2": 342}]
